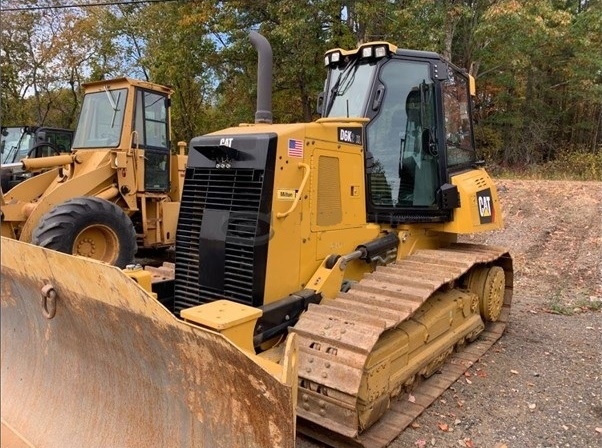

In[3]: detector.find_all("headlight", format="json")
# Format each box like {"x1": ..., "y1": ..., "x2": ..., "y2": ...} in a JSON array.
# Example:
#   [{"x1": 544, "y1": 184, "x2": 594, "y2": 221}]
[
  {"x1": 361, "y1": 46, "x2": 373, "y2": 58},
  {"x1": 324, "y1": 51, "x2": 342, "y2": 66},
  {"x1": 375, "y1": 46, "x2": 387, "y2": 58}
]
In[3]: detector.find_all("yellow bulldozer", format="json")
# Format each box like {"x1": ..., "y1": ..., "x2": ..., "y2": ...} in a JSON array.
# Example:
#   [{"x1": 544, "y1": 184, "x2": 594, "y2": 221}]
[
  {"x1": 1, "y1": 77, "x2": 186, "y2": 267},
  {"x1": 0, "y1": 32, "x2": 513, "y2": 448}
]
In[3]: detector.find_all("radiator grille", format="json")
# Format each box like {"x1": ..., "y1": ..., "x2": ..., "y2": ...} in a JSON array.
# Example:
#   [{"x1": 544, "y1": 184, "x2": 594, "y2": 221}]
[
  {"x1": 174, "y1": 168, "x2": 267, "y2": 312},
  {"x1": 317, "y1": 156, "x2": 342, "y2": 226}
]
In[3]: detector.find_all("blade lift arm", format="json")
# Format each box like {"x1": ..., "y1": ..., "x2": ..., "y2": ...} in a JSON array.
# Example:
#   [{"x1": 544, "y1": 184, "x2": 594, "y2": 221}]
[{"x1": 253, "y1": 232, "x2": 400, "y2": 347}]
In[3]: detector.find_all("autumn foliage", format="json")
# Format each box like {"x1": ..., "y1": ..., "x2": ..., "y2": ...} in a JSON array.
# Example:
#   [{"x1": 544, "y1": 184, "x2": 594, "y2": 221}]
[{"x1": 1, "y1": 0, "x2": 600, "y2": 178}]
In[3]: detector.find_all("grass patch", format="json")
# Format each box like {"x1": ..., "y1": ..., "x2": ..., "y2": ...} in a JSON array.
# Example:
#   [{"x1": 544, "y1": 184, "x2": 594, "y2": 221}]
[
  {"x1": 545, "y1": 293, "x2": 602, "y2": 315},
  {"x1": 485, "y1": 149, "x2": 602, "y2": 181}
]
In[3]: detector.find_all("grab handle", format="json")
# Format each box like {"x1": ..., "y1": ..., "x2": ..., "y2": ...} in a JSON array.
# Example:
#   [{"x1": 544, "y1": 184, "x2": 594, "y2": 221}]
[{"x1": 276, "y1": 162, "x2": 310, "y2": 219}]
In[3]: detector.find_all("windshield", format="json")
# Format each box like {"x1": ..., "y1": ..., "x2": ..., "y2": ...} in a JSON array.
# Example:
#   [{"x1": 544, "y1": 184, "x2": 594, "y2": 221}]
[
  {"x1": 1, "y1": 127, "x2": 27, "y2": 164},
  {"x1": 324, "y1": 61, "x2": 376, "y2": 118},
  {"x1": 72, "y1": 88, "x2": 127, "y2": 148}
]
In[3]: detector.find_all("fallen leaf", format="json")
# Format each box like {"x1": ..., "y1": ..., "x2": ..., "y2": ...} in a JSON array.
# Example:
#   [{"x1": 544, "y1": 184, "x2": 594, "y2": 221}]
[
  {"x1": 465, "y1": 378, "x2": 472, "y2": 384},
  {"x1": 415, "y1": 439, "x2": 427, "y2": 448},
  {"x1": 438, "y1": 423, "x2": 450, "y2": 432},
  {"x1": 411, "y1": 422, "x2": 421, "y2": 429},
  {"x1": 464, "y1": 439, "x2": 475, "y2": 448},
  {"x1": 408, "y1": 394, "x2": 416, "y2": 403},
  {"x1": 595, "y1": 427, "x2": 602, "y2": 434},
  {"x1": 464, "y1": 371, "x2": 472, "y2": 377},
  {"x1": 528, "y1": 403, "x2": 536, "y2": 410},
  {"x1": 510, "y1": 369, "x2": 519, "y2": 375}
]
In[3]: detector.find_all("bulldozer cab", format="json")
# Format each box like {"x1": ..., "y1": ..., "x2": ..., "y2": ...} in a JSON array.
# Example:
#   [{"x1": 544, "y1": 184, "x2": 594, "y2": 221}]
[
  {"x1": 322, "y1": 44, "x2": 476, "y2": 224},
  {"x1": 73, "y1": 78, "x2": 173, "y2": 193}
]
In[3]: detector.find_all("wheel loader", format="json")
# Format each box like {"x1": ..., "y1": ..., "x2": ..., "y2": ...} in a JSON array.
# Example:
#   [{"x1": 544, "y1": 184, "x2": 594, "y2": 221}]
[
  {"x1": 0, "y1": 32, "x2": 513, "y2": 448},
  {"x1": 0, "y1": 78, "x2": 186, "y2": 267},
  {"x1": 1, "y1": 125, "x2": 73, "y2": 191}
]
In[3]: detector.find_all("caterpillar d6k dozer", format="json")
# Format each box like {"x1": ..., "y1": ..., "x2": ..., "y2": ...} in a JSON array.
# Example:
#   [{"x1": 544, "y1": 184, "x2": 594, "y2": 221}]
[
  {"x1": 1, "y1": 77, "x2": 186, "y2": 267},
  {"x1": 0, "y1": 32, "x2": 513, "y2": 448}
]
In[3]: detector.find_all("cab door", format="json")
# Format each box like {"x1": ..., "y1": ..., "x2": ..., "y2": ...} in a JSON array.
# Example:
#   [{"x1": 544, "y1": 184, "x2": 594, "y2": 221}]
[{"x1": 134, "y1": 88, "x2": 171, "y2": 192}]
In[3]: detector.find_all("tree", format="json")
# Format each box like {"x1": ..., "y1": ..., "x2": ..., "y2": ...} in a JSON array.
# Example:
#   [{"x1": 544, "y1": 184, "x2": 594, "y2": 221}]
[
  {"x1": 1, "y1": 0, "x2": 122, "y2": 128},
  {"x1": 472, "y1": 0, "x2": 601, "y2": 165},
  {"x1": 1, "y1": 0, "x2": 599, "y2": 167}
]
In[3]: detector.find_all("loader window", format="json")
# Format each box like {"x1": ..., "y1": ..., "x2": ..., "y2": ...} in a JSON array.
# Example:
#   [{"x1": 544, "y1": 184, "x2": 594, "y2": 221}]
[
  {"x1": 72, "y1": 89, "x2": 127, "y2": 148},
  {"x1": 15, "y1": 133, "x2": 33, "y2": 161},
  {"x1": 144, "y1": 150, "x2": 169, "y2": 191},
  {"x1": 134, "y1": 89, "x2": 170, "y2": 192},
  {"x1": 134, "y1": 90, "x2": 169, "y2": 151},
  {"x1": 1, "y1": 127, "x2": 24, "y2": 163},
  {"x1": 45, "y1": 130, "x2": 73, "y2": 153}
]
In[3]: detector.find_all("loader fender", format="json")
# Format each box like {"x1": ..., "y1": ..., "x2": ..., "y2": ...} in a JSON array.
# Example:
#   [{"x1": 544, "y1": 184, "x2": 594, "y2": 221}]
[{"x1": 0, "y1": 237, "x2": 296, "y2": 448}]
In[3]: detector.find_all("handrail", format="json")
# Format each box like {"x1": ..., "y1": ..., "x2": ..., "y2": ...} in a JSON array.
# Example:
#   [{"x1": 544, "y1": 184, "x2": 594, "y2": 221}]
[
  {"x1": 276, "y1": 162, "x2": 310, "y2": 219},
  {"x1": 129, "y1": 130, "x2": 139, "y2": 154},
  {"x1": 315, "y1": 117, "x2": 369, "y2": 124}
]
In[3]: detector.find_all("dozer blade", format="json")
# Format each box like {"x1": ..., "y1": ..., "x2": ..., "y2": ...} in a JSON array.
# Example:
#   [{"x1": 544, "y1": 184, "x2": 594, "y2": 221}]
[{"x1": 0, "y1": 237, "x2": 296, "y2": 448}]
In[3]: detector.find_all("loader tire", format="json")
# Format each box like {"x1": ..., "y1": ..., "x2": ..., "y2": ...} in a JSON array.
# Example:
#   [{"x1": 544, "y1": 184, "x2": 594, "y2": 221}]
[{"x1": 32, "y1": 197, "x2": 137, "y2": 268}]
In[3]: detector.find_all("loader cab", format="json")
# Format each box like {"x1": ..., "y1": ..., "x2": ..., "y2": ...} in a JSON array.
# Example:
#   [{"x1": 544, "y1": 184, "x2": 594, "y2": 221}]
[
  {"x1": 1, "y1": 126, "x2": 74, "y2": 191},
  {"x1": 1, "y1": 126, "x2": 73, "y2": 164},
  {"x1": 322, "y1": 44, "x2": 476, "y2": 224},
  {"x1": 72, "y1": 78, "x2": 173, "y2": 193}
]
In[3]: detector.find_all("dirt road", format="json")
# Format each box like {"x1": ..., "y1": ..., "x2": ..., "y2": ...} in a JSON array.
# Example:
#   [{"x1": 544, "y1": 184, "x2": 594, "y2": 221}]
[{"x1": 298, "y1": 179, "x2": 602, "y2": 448}]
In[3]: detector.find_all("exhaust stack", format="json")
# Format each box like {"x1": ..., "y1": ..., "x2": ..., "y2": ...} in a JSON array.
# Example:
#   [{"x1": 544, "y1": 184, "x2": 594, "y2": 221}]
[{"x1": 249, "y1": 31, "x2": 273, "y2": 124}]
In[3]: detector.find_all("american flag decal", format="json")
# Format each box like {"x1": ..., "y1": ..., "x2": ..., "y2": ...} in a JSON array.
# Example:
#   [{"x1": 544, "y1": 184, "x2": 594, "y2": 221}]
[{"x1": 288, "y1": 138, "x2": 303, "y2": 158}]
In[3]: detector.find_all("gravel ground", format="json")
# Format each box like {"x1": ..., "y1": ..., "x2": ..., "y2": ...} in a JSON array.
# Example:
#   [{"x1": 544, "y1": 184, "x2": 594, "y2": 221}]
[{"x1": 298, "y1": 179, "x2": 602, "y2": 448}]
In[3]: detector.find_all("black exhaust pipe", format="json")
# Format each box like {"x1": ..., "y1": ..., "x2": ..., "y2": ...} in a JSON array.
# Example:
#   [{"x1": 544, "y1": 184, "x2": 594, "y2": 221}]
[{"x1": 249, "y1": 31, "x2": 273, "y2": 124}]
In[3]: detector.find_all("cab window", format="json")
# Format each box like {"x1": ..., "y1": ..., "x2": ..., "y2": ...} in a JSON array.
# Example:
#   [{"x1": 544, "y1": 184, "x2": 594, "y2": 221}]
[
  {"x1": 443, "y1": 69, "x2": 475, "y2": 167},
  {"x1": 134, "y1": 90, "x2": 169, "y2": 150},
  {"x1": 134, "y1": 89, "x2": 170, "y2": 192},
  {"x1": 366, "y1": 59, "x2": 439, "y2": 207}
]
